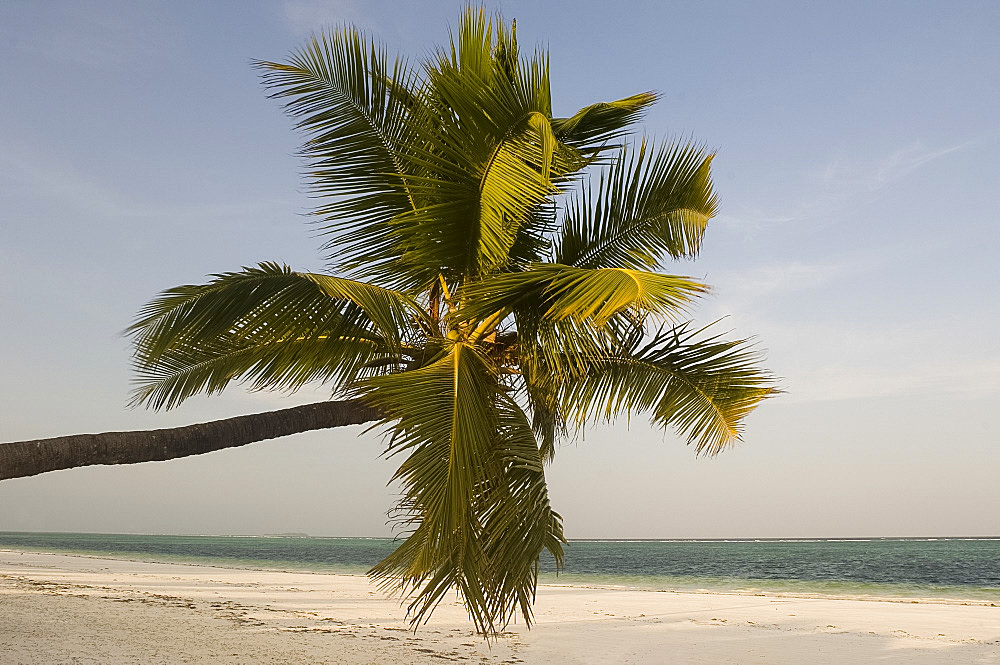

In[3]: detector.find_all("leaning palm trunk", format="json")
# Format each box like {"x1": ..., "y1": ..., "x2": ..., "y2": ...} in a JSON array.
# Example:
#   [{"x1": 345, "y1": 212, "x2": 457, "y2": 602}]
[
  {"x1": 0, "y1": 400, "x2": 377, "y2": 481},
  {"x1": 2, "y1": 9, "x2": 777, "y2": 634}
]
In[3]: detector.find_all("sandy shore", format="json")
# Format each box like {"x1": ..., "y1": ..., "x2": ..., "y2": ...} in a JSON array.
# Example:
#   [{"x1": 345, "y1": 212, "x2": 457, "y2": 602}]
[{"x1": 1, "y1": 550, "x2": 998, "y2": 664}]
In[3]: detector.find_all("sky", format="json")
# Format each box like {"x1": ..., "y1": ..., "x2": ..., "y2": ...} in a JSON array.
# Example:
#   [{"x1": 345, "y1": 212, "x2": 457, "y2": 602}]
[{"x1": 1, "y1": 0, "x2": 998, "y2": 539}]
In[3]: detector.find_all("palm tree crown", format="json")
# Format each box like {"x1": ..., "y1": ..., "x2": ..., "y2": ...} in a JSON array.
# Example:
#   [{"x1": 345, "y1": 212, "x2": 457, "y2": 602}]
[{"x1": 126, "y1": 8, "x2": 777, "y2": 634}]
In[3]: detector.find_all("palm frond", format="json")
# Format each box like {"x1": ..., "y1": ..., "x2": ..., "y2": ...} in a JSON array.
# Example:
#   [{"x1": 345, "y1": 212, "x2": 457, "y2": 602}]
[
  {"x1": 560, "y1": 323, "x2": 778, "y2": 455},
  {"x1": 461, "y1": 263, "x2": 707, "y2": 326},
  {"x1": 389, "y1": 116, "x2": 564, "y2": 283},
  {"x1": 130, "y1": 334, "x2": 392, "y2": 411},
  {"x1": 551, "y1": 92, "x2": 658, "y2": 153},
  {"x1": 380, "y1": 9, "x2": 592, "y2": 284},
  {"x1": 555, "y1": 139, "x2": 718, "y2": 269},
  {"x1": 506, "y1": 202, "x2": 559, "y2": 267},
  {"x1": 363, "y1": 342, "x2": 561, "y2": 633},
  {"x1": 476, "y1": 391, "x2": 564, "y2": 621},
  {"x1": 127, "y1": 263, "x2": 422, "y2": 409},
  {"x1": 521, "y1": 363, "x2": 565, "y2": 463},
  {"x1": 255, "y1": 29, "x2": 419, "y2": 282},
  {"x1": 473, "y1": 112, "x2": 563, "y2": 274}
]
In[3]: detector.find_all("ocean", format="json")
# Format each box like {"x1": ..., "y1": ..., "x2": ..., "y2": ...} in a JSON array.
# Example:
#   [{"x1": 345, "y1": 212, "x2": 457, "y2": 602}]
[{"x1": 2, "y1": 531, "x2": 997, "y2": 603}]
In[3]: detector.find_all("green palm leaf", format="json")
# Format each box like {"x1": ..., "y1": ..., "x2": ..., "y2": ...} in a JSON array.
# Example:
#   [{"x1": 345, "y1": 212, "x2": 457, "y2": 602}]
[
  {"x1": 391, "y1": 113, "x2": 569, "y2": 282},
  {"x1": 461, "y1": 263, "x2": 707, "y2": 326},
  {"x1": 551, "y1": 92, "x2": 658, "y2": 153},
  {"x1": 128, "y1": 263, "x2": 422, "y2": 409},
  {"x1": 130, "y1": 334, "x2": 390, "y2": 412},
  {"x1": 555, "y1": 139, "x2": 718, "y2": 269},
  {"x1": 255, "y1": 29, "x2": 419, "y2": 283},
  {"x1": 387, "y1": 11, "x2": 583, "y2": 283},
  {"x1": 560, "y1": 323, "x2": 778, "y2": 455},
  {"x1": 521, "y1": 362, "x2": 565, "y2": 463},
  {"x1": 363, "y1": 342, "x2": 562, "y2": 633}
]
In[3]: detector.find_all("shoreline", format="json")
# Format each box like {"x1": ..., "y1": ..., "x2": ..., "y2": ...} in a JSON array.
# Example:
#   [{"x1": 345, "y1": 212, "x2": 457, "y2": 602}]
[
  {"x1": 2, "y1": 549, "x2": 999, "y2": 664},
  {"x1": 2, "y1": 546, "x2": 997, "y2": 608}
]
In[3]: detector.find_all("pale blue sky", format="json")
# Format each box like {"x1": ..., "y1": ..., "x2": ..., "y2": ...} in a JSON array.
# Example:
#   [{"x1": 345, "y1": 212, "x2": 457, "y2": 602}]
[{"x1": 1, "y1": 1, "x2": 998, "y2": 538}]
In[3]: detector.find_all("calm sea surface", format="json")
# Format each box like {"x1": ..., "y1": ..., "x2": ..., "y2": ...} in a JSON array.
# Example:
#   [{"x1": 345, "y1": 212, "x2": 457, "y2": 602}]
[{"x1": 2, "y1": 532, "x2": 997, "y2": 602}]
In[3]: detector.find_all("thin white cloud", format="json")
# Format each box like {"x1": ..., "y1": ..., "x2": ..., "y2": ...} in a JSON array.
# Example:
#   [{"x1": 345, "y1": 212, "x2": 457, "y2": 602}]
[
  {"x1": 822, "y1": 140, "x2": 975, "y2": 194},
  {"x1": 691, "y1": 245, "x2": 1000, "y2": 405},
  {"x1": 708, "y1": 259, "x2": 854, "y2": 306},
  {"x1": 717, "y1": 137, "x2": 980, "y2": 235},
  {"x1": 708, "y1": 312, "x2": 1000, "y2": 404},
  {"x1": 701, "y1": 243, "x2": 929, "y2": 314}
]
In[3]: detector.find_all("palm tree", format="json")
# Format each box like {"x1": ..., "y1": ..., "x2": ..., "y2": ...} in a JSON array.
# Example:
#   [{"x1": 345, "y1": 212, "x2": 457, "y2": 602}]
[{"x1": 0, "y1": 8, "x2": 775, "y2": 634}]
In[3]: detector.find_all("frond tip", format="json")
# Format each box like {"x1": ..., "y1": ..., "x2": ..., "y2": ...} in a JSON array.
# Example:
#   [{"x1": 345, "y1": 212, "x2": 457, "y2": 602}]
[{"x1": 560, "y1": 323, "x2": 779, "y2": 455}]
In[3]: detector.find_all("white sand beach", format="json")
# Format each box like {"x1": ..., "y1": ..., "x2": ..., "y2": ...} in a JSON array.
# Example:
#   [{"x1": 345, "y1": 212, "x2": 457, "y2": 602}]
[{"x1": 1, "y1": 549, "x2": 998, "y2": 664}]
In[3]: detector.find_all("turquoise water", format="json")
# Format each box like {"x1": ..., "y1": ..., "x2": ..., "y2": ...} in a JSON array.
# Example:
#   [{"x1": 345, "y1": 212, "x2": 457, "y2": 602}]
[{"x1": 1, "y1": 532, "x2": 997, "y2": 602}]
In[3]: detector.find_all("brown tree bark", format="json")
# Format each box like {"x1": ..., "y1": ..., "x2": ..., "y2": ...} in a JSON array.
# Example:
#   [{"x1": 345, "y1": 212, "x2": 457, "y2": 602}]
[{"x1": 0, "y1": 400, "x2": 380, "y2": 481}]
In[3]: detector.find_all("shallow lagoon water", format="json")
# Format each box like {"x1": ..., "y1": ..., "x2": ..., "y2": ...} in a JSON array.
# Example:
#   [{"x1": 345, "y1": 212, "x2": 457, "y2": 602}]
[{"x1": 2, "y1": 531, "x2": 997, "y2": 602}]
